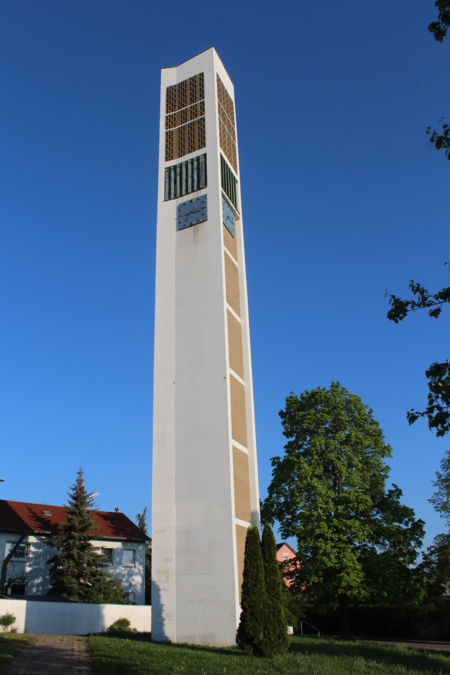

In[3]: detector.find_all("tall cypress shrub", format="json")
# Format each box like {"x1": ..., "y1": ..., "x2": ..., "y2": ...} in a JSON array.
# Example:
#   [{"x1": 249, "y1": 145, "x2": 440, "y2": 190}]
[
  {"x1": 236, "y1": 525, "x2": 267, "y2": 656},
  {"x1": 47, "y1": 468, "x2": 107, "y2": 601},
  {"x1": 261, "y1": 523, "x2": 290, "y2": 655}
]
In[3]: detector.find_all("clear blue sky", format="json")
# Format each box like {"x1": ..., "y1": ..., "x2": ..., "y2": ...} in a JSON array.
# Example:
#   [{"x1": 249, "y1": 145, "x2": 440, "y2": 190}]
[{"x1": 0, "y1": 0, "x2": 448, "y2": 552}]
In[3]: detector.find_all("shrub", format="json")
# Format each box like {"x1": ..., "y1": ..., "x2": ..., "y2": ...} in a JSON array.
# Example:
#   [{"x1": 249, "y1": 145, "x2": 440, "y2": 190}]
[
  {"x1": 0, "y1": 612, "x2": 16, "y2": 632},
  {"x1": 108, "y1": 617, "x2": 131, "y2": 632}
]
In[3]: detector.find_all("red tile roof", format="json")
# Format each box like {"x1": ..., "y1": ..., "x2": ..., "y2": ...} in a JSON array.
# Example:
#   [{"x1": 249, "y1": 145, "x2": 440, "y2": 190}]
[{"x1": 0, "y1": 500, "x2": 150, "y2": 542}]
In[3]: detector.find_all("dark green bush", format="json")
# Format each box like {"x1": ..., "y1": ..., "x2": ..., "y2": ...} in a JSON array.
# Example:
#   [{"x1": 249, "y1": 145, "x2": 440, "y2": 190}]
[
  {"x1": 107, "y1": 617, "x2": 132, "y2": 632},
  {"x1": 304, "y1": 602, "x2": 450, "y2": 640}
]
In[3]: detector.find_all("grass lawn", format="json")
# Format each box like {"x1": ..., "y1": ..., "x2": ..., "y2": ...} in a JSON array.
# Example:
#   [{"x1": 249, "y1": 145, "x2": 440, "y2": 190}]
[
  {"x1": 88, "y1": 633, "x2": 450, "y2": 674},
  {"x1": 0, "y1": 634, "x2": 34, "y2": 674}
]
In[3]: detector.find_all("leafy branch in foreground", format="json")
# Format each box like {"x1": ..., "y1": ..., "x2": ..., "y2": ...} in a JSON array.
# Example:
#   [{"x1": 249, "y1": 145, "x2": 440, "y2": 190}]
[
  {"x1": 428, "y1": 0, "x2": 450, "y2": 43},
  {"x1": 386, "y1": 263, "x2": 450, "y2": 437},
  {"x1": 426, "y1": 118, "x2": 450, "y2": 160}
]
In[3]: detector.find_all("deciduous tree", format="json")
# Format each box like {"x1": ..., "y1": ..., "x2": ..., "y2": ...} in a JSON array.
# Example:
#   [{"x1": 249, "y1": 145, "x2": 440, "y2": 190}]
[
  {"x1": 419, "y1": 450, "x2": 450, "y2": 594},
  {"x1": 386, "y1": 264, "x2": 450, "y2": 437},
  {"x1": 262, "y1": 383, "x2": 425, "y2": 638}
]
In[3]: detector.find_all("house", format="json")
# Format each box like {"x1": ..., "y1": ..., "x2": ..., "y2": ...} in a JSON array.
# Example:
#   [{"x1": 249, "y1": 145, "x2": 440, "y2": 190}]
[
  {"x1": 0, "y1": 500, "x2": 150, "y2": 605},
  {"x1": 276, "y1": 542, "x2": 298, "y2": 588}
]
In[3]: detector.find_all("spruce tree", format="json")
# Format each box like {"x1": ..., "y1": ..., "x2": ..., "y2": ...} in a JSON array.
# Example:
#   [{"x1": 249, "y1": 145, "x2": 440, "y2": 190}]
[
  {"x1": 47, "y1": 468, "x2": 108, "y2": 601},
  {"x1": 236, "y1": 525, "x2": 267, "y2": 656},
  {"x1": 136, "y1": 507, "x2": 152, "y2": 605},
  {"x1": 261, "y1": 523, "x2": 290, "y2": 655}
]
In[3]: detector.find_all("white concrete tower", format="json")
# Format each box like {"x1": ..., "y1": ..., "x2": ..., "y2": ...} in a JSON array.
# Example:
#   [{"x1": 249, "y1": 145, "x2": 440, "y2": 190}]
[{"x1": 152, "y1": 47, "x2": 260, "y2": 647}]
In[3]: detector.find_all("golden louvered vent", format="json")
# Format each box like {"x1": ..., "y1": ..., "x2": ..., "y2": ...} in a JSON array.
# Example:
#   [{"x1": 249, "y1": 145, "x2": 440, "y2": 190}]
[
  {"x1": 165, "y1": 73, "x2": 206, "y2": 162},
  {"x1": 217, "y1": 74, "x2": 237, "y2": 173}
]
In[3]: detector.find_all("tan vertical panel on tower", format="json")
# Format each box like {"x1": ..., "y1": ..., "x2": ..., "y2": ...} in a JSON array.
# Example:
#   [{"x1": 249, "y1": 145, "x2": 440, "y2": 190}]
[
  {"x1": 233, "y1": 446, "x2": 251, "y2": 522},
  {"x1": 230, "y1": 375, "x2": 247, "y2": 447},
  {"x1": 227, "y1": 310, "x2": 244, "y2": 379},
  {"x1": 224, "y1": 252, "x2": 240, "y2": 316}
]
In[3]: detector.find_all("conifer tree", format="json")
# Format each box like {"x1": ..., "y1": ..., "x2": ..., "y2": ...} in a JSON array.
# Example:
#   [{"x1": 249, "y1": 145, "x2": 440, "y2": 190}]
[
  {"x1": 236, "y1": 525, "x2": 267, "y2": 656},
  {"x1": 47, "y1": 468, "x2": 108, "y2": 601},
  {"x1": 261, "y1": 523, "x2": 290, "y2": 656},
  {"x1": 136, "y1": 507, "x2": 152, "y2": 605}
]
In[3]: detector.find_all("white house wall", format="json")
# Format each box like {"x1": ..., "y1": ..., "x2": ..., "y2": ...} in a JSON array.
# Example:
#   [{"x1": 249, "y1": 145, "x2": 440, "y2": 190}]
[{"x1": 0, "y1": 533, "x2": 146, "y2": 605}]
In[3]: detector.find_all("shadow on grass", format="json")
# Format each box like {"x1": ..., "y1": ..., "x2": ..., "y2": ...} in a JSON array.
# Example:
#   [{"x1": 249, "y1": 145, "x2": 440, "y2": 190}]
[
  {"x1": 95, "y1": 631, "x2": 243, "y2": 657},
  {"x1": 289, "y1": 636, "x2": 450, "y2": 672}
]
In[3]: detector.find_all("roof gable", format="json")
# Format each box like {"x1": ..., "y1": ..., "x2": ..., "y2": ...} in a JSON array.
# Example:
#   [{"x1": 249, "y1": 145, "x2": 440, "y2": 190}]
[
  {"x1": 0, "y1": 500, "x2": 150, "y2": 542},
  {"x1": 276, "y1": 541, "x2": 297, "y2": 556}
]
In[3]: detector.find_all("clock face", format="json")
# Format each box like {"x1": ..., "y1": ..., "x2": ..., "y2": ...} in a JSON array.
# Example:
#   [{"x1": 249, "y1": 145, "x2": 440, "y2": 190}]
[
  {"x1": 222, "y1": 195, "x2": 235, "y2": 238},
  {"x1": 176, "y1": 196, "x2": 208, "y2": 231}
]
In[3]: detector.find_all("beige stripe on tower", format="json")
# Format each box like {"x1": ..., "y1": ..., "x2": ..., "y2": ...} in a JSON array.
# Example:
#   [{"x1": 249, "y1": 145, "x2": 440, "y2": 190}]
[
  {"x1": 224, "y1": 252, "x2": 240, "y2": 316},
  {"x1": 227, "y1": 310, "x2": 244, "y2": 379},
  {"x1": 233, "y1": 446, "x2": 251, "y2": 522}
]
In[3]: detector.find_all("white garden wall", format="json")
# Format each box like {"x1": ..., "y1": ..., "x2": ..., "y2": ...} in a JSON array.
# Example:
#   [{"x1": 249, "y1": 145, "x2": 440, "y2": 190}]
[{"x1": 0, "y1": 598, "x2": 151, "y2": 635}]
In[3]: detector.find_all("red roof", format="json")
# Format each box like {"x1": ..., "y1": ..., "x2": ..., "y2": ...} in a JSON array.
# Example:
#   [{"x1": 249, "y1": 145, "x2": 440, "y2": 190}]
[{"x1": 0, "y1": 500, "x2": 150, "y2": 542}]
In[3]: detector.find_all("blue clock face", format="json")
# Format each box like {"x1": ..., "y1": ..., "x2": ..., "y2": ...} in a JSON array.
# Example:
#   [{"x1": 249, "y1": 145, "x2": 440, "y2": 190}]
[
  {"x1": 222, "y1": 195, "x2": 235, "y2": 238},
  {"x1": 176, "y1": 196, "x2": 208, "y2": 231}
]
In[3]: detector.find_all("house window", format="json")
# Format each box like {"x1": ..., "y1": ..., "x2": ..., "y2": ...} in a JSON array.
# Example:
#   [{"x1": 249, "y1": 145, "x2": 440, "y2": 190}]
[
  {"x1": 128, "y1": 591, "x2": 136, "y2": 605},
  {"x1": 101, "y1": 548, "x2": 114, "y2": 566},
  {"x1": 11, "y1": 582, "x2": 26, "y2": 595},
  {"x1": 6, "y1": 541, "x2": 29, "y2": 560},
  {"x1": 282, "y1": 553, "x2": 289, "y2": 562},
  {"x1": 123, "y1": 549, "x2": 135, "y2": 567}
]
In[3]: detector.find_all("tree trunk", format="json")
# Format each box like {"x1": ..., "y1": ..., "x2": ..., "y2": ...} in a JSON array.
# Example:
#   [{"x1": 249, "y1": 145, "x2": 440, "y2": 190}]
[{"x1": 339, "y1": 592, "x2": 350, "y2": 639}]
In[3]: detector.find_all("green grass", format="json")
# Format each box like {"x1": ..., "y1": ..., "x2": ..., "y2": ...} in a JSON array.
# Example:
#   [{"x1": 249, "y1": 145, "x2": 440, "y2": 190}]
[
  {"x1": 0, "y1": 634, "x2": 34, "y2": 674},
  {"x1": 88, "y1": 633, "x2": 450, "y2": 674}
]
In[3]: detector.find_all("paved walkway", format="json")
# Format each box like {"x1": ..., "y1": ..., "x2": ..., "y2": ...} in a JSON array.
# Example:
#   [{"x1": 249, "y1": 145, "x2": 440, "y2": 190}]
[{"x1": 5, "y1": 634, "x2": 93, "y2": 675}]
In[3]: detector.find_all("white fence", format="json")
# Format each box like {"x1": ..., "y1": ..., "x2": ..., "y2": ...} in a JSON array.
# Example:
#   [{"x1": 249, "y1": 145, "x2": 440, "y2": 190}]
[{"x1": 0, "y1": 598, "x2": 152, "y2": 635}]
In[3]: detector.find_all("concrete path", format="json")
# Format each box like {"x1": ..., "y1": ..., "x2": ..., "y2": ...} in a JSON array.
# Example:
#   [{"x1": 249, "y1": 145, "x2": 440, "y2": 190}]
[{"x1": 5, "y1": 634, "x2": 93, "y2": 675}]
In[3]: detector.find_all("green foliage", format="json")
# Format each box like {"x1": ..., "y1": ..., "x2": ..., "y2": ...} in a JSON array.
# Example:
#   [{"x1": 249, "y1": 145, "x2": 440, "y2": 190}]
[
  {"x1": 86, "y1": 573, "x2": 130, "y2": 605},
  {"x1": 306, "y1": 603, "x2": 450, "y2": 641},
  {"x1": 261, "y1": 523, "x2": 290, "y2": 655},
  {"x1": 429, "y1": 449, "x2": 450, "y2": 524},
  {"x1": 281, "y1": 587, "x2": 305, "y2": 631},
  {"x1": 107, "y1": 617, "x2": 131, "y2": 632},
  {"x1": 0, "y1": 613, "x2": 16, "y2": 631},
  {"x1": 418, "y1": 451, "x2": 450, "y2": 594},
  {"x1": 418, "y1": 533, "x2": 450, "y2": 596},
  {"x1": 427, "y1": 118, "x2": 450, "y2": 160},
  {"x1": 386, "y1": 264, "x2": 450, "y2": 437},
  {"x1": 428, "y1": 0, "x2": 450, "y2": 43},
  {"x1": 136, "y1": 507, "x2": 152, "y2": 605},
  {"x1": 47, "y1": 467, "x2": 108, "y2": 602},
  {"x1": 262, "y1": 383, "x2": 425, "y2": 637},
  {"x1": 236, "y1": 525, "x2": 267, "y2": 656}
]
